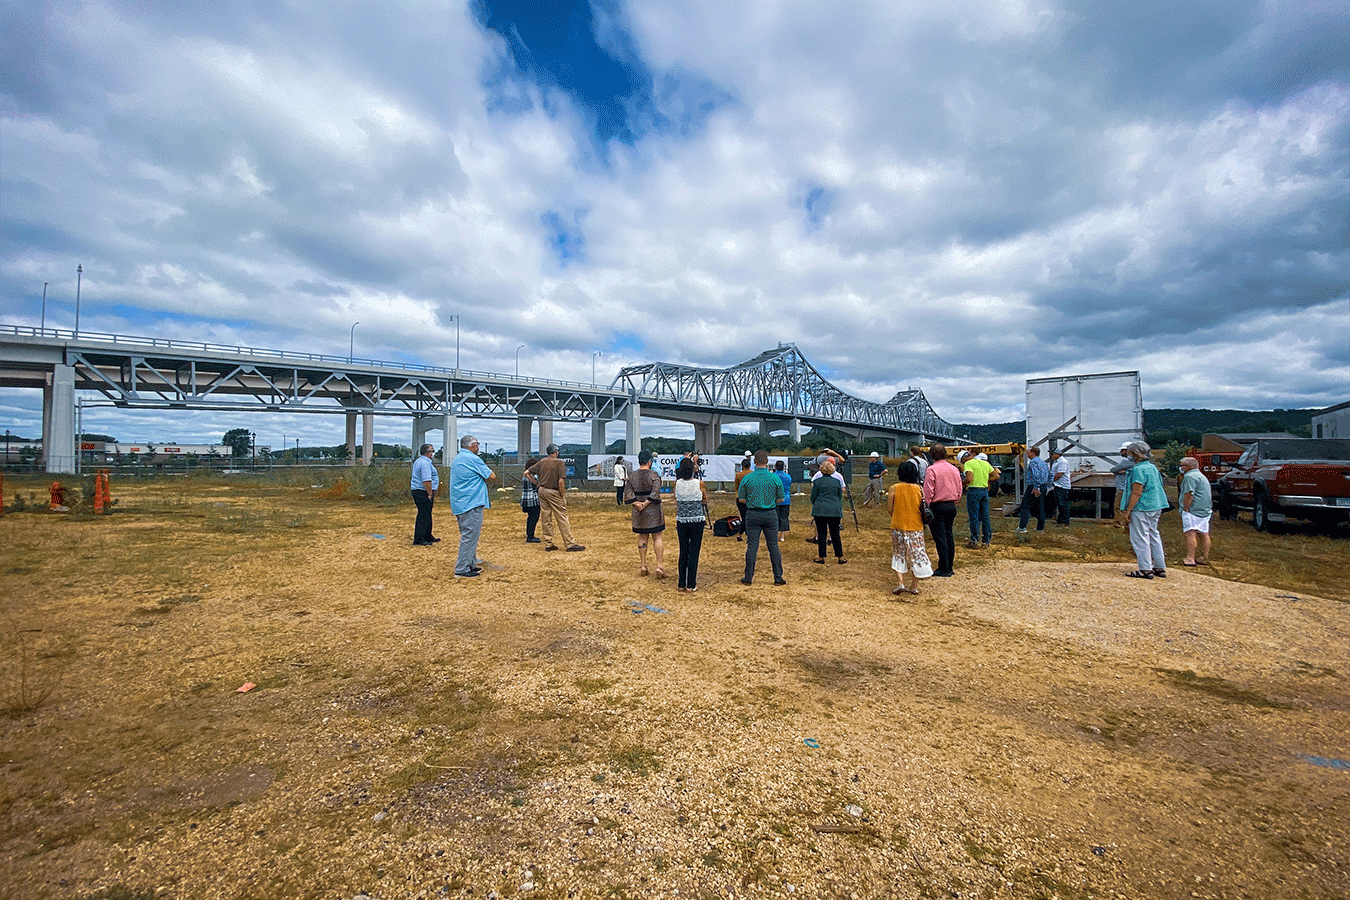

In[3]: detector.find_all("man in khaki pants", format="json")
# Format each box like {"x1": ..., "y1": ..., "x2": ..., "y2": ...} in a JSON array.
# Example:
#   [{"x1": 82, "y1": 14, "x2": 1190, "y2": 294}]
[{"x1": 524, "y1": 444, "x2": 586, "y2": 552}]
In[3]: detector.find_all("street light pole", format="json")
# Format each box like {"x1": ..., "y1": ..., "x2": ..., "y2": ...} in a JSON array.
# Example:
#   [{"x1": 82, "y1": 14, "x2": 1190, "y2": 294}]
[
  {"x1": 349, "y1": 321, "x2": 359, "y2": 363},
  {"x1": 450, "y1": 315, "x2": 460, "y2": 371},
  {"x1": 592, "y1": 351, "x2": 601, "y2": 387},
  {"x1": 516, "y1": 344, "x2": 526, "y2": 377},
  {"x1": 75, "y1": 265, "x2": 82, "y2": 335},
  {"x1": 41, "y1": 283, "x2": 48, "y2": 330}
]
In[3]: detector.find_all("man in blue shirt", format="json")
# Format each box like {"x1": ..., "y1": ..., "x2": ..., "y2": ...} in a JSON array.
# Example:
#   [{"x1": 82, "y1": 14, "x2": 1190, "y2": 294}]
[
  {"x1": 410, "y1": 443, "x2": 440, "y2": 546},
  {"x1": 862, "y1": 451, "x2": 886, "y2": 505},
  {"x1": 449, "y1": 435, "x2": 496, "y2": 577},
  {"x1": 1017, "y1": 446, "x2": 1051, "y2": 533}
]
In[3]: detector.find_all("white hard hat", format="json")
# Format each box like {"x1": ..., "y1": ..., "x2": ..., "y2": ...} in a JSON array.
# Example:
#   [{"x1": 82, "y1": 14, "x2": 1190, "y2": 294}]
[{"x1": 870, "y1": 451, "x2": 880, "y2": 458}]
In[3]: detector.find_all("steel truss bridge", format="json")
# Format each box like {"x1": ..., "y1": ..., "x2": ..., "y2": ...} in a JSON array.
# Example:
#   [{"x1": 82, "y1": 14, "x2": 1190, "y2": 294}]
[{"x1": 0, "y1": 327, "x2": 960, "y2": 472}]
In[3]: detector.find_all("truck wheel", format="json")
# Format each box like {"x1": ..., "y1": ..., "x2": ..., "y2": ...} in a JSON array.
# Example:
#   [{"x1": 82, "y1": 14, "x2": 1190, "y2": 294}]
[{"x1": 1253, "y1": 494, "x2": 1271, "y2": 532}]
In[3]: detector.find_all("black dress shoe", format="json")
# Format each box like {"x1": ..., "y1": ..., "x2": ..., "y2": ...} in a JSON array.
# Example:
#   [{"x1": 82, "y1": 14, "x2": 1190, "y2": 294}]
[
  {"x1": 455, "y1": 570, "x2": 480, "y2": 578},
  {"x1": 428, "y1": 536, "x2": 442, "y2": 542},
  {"x1": 739, "y1": 577, "x2": 753, "y2": 585},
  {"x1": 413, "y1": 540, "x2": 433, "y2": 546},
  {"x1": 526, "y1": 537, "x2": 542, "y2": 543},
  {"x1": 774, "y1": 578, "x2": 788, "y2": 586}
]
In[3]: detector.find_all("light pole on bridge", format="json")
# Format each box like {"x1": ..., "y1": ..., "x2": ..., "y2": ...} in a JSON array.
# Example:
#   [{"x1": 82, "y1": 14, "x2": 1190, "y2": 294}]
[
  {"x1": 75, "y1": 265, "x2": 82, "y2": 335},
  {"x1": 516, "y1": 344, "x2": 526, "y2": 377},
  {"x1": 592, "y1": 351, "x2": 601, "y2": 387},
  {"x1": 349, "y1": 321, "x2": 359, "y2": 363}
]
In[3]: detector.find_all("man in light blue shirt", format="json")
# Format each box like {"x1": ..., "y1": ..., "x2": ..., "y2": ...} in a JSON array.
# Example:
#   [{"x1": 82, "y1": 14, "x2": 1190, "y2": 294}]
[
  {"x1": 410, "y1": 443, "x2": 439, "y2": 546},
  {"x1": 449, "y1": 435, "x2": 495, "y2": 577},
  {"x1": 1178, "y1": 456, "x2": 1213, "y2": 567}
]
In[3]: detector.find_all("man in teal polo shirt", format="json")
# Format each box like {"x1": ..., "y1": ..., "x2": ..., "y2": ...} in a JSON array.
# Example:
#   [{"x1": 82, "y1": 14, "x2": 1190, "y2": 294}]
[{"x1": 738, "y1": 449, "x2": 787, "y2": 585}]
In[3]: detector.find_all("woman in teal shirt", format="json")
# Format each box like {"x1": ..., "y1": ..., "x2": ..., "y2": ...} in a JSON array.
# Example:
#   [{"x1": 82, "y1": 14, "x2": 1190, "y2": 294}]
[{"x1": 1120, "y1": 440, "x2": 1167, "y2": 579}]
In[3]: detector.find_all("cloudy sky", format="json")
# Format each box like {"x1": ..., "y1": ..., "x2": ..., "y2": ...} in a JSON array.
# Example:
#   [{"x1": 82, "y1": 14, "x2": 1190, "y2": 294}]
[{"x1": 2, "y1": 0, "x2": 1347, "y2": 450}]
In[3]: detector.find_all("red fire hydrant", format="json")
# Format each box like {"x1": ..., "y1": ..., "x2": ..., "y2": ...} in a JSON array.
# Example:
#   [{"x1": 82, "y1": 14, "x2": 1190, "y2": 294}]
[{"x1": 50, "y1": 481, "x2": 66, "y2": 509}]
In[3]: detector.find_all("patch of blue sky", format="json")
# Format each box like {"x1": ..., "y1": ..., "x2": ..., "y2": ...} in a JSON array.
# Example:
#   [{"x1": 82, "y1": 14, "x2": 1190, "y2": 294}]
[
  {"x1": 541, "y1": 209, "x2": 587, "y2": 265},
  {"x1": 803, "y1": 186, "x2": 832, "y2": 230},
  {"x1": 476, "y1": 0, "x2": 732, "y2": 151},
  {"x1": 608, "y1": 331, "x2": 645, "y2": 355}
]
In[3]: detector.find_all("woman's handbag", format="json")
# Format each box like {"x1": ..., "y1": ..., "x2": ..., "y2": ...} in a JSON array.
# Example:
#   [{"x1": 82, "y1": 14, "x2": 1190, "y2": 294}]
[{"x1": 919, "y1": 499, "x2": 934, "y2": 525}]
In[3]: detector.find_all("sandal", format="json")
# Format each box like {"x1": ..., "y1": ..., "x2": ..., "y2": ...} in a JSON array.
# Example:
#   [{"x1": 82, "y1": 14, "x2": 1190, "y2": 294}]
[
  {"x1": 837, "y1": 558, "x2": 847, "y2": 564},
  {"x1": 655, "y1": 568, "x2": 667, "y2": 579},
  {"x1": 813, "y1": 558, "x2": 825, "y2": 564},
  {"x1": 1125, "y1": 569, "x2": 1154, "y2": 579},
  {"x1": 1152, "y1": 569, "x2": 1167, "y2": 578},
  {"x1": 639, "y1": 566, "x2": 649, "y2": 576},
  {"x1": 1183, "y1": 560, "x2": 1198, "y2": 567}
]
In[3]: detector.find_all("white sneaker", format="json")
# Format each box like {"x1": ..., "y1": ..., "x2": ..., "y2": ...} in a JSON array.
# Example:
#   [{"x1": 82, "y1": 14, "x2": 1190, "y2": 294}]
[{"x1": 1016, "y1": 527, "x2": 1028, "y2": 534}]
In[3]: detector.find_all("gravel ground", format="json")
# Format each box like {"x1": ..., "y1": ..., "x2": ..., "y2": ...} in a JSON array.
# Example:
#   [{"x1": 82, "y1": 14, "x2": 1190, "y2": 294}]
[{"x1": 1, "y1": 489, "x2": 1346, "y2": 900}]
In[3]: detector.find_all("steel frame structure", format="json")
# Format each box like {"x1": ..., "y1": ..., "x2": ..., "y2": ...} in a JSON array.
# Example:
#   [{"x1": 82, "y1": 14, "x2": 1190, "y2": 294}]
[
  {"x1": 0, "y1": 327, "x2": 628, "y2": 422},
  {"x1": 613, "y1": 343, "x2": 959, "y2": 440}
]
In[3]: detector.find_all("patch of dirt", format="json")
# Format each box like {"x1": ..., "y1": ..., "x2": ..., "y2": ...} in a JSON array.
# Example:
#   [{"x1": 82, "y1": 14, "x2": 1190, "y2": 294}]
[{"x1": 1, "y1": 485, "x2": 1346, "y2": 900}]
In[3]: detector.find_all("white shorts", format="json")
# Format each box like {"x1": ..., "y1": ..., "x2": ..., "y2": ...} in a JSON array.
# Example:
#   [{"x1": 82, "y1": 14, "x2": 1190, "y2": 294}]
[{"x1": 1180, "y1": 511, "x2": 1211, "y2": 533}]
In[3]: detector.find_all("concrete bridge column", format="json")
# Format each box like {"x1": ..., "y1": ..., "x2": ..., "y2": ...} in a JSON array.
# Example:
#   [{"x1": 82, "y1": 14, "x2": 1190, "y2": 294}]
[
  {"x1": 693, "y1": 417, "x2": 721, "y2": 455},
  {"x1": 362, "y1": 412, "x2": 374, "y2": 466},
  {"x1": 539, "y1": 419, "x2": 555, "y2": 452},
  {"x1": 444, "y1": 415, "x2": 457, "y2": 461},
  {"x1": 43, "y1": 364, "x2": 77, "y2": 474},
  {"x1": 626, "y1": 402, "x2": 642, "y2": 455},
  {"x1": 789, "y1": 417, "x2": 801, "y2": 443},
  {"x1": 517, "y1": 417, "x2": 534, "y2": 461},
  {"x1": 590, "y1": 419, "x2": 608, "y2": 454},
  {"x1": 345, "y1": 412, "x2": 358, "y2": 464}
]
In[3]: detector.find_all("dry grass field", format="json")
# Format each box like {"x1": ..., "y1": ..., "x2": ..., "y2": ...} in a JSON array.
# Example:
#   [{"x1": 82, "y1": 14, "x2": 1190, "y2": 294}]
[{"x1": 1, "y1": 471, "x2": 1347, "y2": 900}]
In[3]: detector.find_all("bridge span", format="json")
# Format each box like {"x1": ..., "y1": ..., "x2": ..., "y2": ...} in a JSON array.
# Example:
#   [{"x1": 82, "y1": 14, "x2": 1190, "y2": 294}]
[{"x1": 0, "y1": 327, "x2": 961, "y2": 472}]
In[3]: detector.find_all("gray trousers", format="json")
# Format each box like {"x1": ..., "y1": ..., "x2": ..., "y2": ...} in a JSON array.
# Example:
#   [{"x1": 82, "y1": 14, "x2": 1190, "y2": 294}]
[
  {"x1": 455, "y1": 505, "x2": 484, "y2": 575},
  {"x1": 1128, "y1": 508, "x2": 1165, "y2": 573}
]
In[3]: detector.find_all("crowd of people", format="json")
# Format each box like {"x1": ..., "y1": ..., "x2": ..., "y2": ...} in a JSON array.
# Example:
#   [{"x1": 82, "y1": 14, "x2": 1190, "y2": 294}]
[{"x1": 411, "y1": 437, "x2": 1207, "y2": 589}]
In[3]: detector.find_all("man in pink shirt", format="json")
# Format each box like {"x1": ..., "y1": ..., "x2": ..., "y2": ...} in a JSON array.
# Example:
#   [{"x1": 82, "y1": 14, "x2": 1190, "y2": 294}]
[{"x1": 922, "y1": 443, "x2": 964, "y2": 577}]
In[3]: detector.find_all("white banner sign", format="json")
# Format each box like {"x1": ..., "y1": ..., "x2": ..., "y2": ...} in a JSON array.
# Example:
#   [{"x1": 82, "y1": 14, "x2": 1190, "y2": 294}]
[{"x1": 586, "y1": 454, "x2": 798, "y2": 483}]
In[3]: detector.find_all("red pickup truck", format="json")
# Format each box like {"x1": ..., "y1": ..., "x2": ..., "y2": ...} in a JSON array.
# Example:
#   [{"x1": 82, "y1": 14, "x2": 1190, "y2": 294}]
[
  {"x1": 1187, "y1": 448, "x2": 1243, "y2": 484},
  {"x1": 1216, "y1": 439, "x2": 1350, "y2": 532}
]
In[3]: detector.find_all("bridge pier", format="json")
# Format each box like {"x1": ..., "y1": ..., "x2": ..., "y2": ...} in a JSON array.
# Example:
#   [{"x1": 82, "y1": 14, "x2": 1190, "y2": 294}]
[
  {"x1": 693, "y1": 417, "x2": 721, "y2": 455},
  {"x1": 413, "y1": 413, "x2": 456, "y2": 462},
  {"x1": 517, "y1": 417, "x2": 534, "y2": 460},
  {"x1": 42, "y1": 364, "x2": 77, "y2": 473},
  {"x1": 760, "y1": 417, "x2": 801, "y2": 443},
  {"x1": 590, "y1": 418, "x2": 607, "y2": 454},
  {"x1": 539, "y1": 418, "x2": 554, "y2": 452},
  {"x1": 345, "y1": 409, "x2": 375, "y2": 465},
  {"x1": 626, "y1": 402, "x2": 641, "y2": 455}
]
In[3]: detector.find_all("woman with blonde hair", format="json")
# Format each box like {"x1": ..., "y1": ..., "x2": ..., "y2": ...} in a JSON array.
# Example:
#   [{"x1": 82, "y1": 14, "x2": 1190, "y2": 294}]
[{"x1": 810, "y1": 459, "x2": 847, "y2": 564}]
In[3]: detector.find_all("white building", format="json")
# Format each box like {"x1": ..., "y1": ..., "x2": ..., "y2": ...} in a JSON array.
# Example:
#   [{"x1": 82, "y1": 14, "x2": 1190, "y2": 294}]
[{"x1": 1312, "y1": 401, "x2": 1350, "y2": 439}]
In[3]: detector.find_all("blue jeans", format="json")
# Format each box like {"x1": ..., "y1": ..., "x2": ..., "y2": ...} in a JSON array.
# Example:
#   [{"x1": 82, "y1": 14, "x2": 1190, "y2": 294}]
[
  {"x1": 1018, "y1": 487, "x2": 1046, "y2": 530},
  {"x1": 742, "y1": 508, "x2": 783, "y2": 582},
  {"x1": 966, "y1": 487, "x2": 990, "y2": 543},
  {"x1": 1053, "y1": 486, "x2": 1071, "y2": 525}
]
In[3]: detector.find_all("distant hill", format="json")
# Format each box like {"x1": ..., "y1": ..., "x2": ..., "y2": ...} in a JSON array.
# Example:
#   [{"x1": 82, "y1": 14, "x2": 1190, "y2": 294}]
[{"x1": 952, "y1": 408, "x2": 1318, "y2": 447}]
